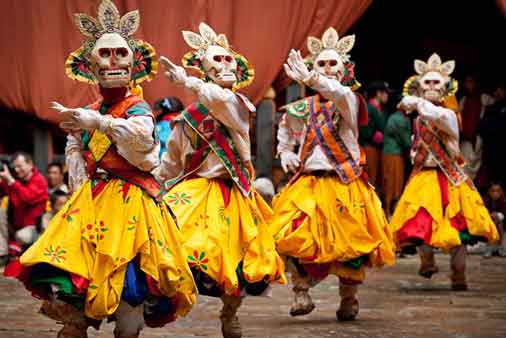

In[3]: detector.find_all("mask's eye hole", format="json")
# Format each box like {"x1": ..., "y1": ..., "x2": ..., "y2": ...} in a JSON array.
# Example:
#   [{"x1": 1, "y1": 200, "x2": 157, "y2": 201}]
[
  {"x1": 433, "y1": 80, "x2": 440, "y2": 85},
  {"x1": 317, "y1": 60, "x2": 325, "y2": 67},
  {"x1": 99, "y1": 48, "x2": 111, "y2": 58},
  {"x1": 329, "y1": 60, "x2": 337, "y2": 66},
  {"x1": 213, "y1": 55, "x2": 223, "y2": 62},
  {"x1": 116, "y1": 48, "x2": 129, "y2": 58},
  {"x1": 224, "y1": 55, "x2": 233, "y2": 62},
  {"x1": 424, "y1": 80, "x2": 431, "y2": 85}
]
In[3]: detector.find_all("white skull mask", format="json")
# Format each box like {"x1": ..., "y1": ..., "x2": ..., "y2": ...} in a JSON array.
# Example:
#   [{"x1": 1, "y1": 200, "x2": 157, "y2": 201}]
[
  {"x1": 202, "y1": 45, "x2": 237, "y2": 88},
  {"x1": 314, "y1": 49, "x2": 344, "y2": 81},
  {"x1": 412, "y1": 53, "x2": 456, "y2": 103},
  {"x1": 90, "y1": 33, "x2": 133, "y2": 88},
  {"x1": 419, "y1": 71, "x2": 447, "y2": 102}
]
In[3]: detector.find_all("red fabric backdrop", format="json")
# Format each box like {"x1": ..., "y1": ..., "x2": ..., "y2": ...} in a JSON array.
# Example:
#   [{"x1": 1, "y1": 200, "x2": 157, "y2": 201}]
[
  {"x1": 497, "y1": 0, "x2": 506, "y2": 16},
  {"x1": 0, "y1": 0, "x2": 371, "y2": 123}
]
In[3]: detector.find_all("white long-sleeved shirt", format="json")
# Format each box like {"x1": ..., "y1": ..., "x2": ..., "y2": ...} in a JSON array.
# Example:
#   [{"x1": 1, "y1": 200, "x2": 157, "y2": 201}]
[
  {"x1": 152, "y1": 78, "x2": 254, "y2": 183},
  {"x1": 277, "y1": 73, "x2": 360, "y2": 172},
  {"x1": 65, "y1": 101, "x2": 160, "y2": 193},
  {"x1": 412, "y1": 98, "x2": 461, "y2": 167}
]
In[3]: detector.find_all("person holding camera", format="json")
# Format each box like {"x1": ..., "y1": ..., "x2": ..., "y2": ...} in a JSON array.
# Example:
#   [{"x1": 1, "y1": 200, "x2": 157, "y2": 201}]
[{"x1": 0, "y1": 152, "x2": 48, "y2": 260}]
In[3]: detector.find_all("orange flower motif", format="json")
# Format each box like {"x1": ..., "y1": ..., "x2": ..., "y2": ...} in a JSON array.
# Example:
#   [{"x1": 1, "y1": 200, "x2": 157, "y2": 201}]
[
  {"x1": 167, "y1": 192, "x2": 192, "y2": 205},
  {"x1": 44, "y1": 245, "x2": 66, "y2": 263}
]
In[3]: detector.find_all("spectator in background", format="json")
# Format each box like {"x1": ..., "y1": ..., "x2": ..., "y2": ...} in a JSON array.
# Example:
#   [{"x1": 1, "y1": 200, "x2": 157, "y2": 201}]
[
  {"x1": 478, "y1": 82, "x2": 506, "y2": 186},
  {"x1": 360, "y1": 81, "x2": 390, "y2": 190},
  {"x1": 483, "y1": 182, "x2": 506, "y2": 257},
  {"x1": 0, "y1": 152, "x2": 48, "y2": 257},
  {"x1": 154, "y1": 96, "x2": 184, "y2": 158},
  {"x1": 382, "y1": 107, "x2": 412, "y2": 215},
  {"x1": 40, "y1": 190, "x2": 69, "y2": 232},
  {"x1": 459, "y1": 76, "x2": 494, "y2": 180},
  {"x1": 47, "y1": 162, "x2": 69, "y2": 194}
]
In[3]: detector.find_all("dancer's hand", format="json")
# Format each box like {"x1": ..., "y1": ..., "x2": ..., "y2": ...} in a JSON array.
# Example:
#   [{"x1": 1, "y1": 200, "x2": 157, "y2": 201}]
[
  {"x1": 51, "y1": 101, "x2": 100, "y2": 130},
  {"x1": 284, "y1": 49, "x2": 310, "y2": 83},
  {"x1": 397, "y1": 95, "x2": 421, "y2": 113},
  {"x1": 160, "y1": 56, "x2": 188, "y2": 87},
  {"x1": 280, "y1": 151, "x2": 301, "y2": 173}
]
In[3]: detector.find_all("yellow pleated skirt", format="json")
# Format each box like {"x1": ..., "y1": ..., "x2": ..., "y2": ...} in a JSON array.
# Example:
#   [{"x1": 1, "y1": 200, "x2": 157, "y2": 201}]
[
  {"x1": 20, "y1": 179, "x2": 197, "y2": 320},
  {"x1": 164, "y1": 177, "x2": 286, "y2": 296},
  {"x1": 390, "y1": 169, "x2": 499, "y2": 251},
  {"x1": 271, "y1": 174, "x2": 395, "y2": 281}
]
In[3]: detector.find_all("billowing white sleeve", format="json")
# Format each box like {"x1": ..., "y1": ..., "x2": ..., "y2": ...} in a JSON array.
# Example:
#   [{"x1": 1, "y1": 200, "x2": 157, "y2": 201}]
[
  {"x1": 65, "y1": 133, "x2": 87, "y2": 193},
  {"x1": 99, "y1": 115, "x2": 160, "y2": 171},
  {"x1": 184, "y1": 77, "x2": 249, "y2": 132},
  {"x1": 152, "y1": 124, "x2": 185, "y2": 184},
  {"x1": 416, "y1": 99, "x2": 459, "y2": 139},
  {"x1": 304, "y1": 72, "x2": 358, "y2": 127},
  {"x1": 277, "y1": 113, "x2": 304, "y2": 155}
]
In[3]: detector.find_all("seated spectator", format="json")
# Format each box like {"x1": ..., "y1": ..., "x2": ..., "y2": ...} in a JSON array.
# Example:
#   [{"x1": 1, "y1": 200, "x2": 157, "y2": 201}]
[
  {"x1": 382, "y1": 108, "x2": 412, "y2": 215},
  {"x1": 253, "y1": 177, "x2": 275, "y2": 206},
  {"x1": 0, "y1": 152, "x2": 48, "y2": 257},
  {"x1": 47, "y1": 162, "x2": 69, "y2": 194},
  {"x1": 483, "y1": 182, "x2": 506, "y2": 257},
  {"x1": 40, "y1": 190, "x2": 69, "y2": 232},
  {"x1": 154, "y1": 97, "x2": 184, "y2": 158}
]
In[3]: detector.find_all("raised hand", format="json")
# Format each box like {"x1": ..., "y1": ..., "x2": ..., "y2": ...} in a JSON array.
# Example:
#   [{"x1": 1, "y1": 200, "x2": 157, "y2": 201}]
[
  {"x1": 284, "y1": 49, "x2": 310, "y2": 83},
  {"x1": 51, "y1": 101, "x2": 100, "y2": 130},
  {"x1": 160, "y1": 56, "x2": 188, "y2": 86}
]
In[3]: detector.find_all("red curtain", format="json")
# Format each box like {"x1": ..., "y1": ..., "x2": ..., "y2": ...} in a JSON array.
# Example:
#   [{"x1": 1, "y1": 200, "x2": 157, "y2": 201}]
[
  {"x1": 0, "y1": 0, "x2": 371, "y2": 123},
  {"x1": 497, "y1": 0, "x2": 506, "y2": 16}
]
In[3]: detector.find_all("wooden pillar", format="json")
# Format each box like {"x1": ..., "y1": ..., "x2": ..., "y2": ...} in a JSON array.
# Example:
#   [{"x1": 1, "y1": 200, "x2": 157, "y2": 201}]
[
  {"x1": 286, "y1": 82, "x2": 303, "y2": 103},
  {"x1": 33, "y1": 125, "x2": 52, "y2": 174},
  {"x1": 255, "y1": 87, "x2": 276, "y2": 179}
]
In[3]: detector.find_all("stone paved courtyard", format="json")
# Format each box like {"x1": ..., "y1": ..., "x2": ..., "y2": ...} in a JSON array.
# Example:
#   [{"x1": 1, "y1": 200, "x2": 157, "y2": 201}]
[{"x1": 1, "y1": 254, "x2": 505, "y2": 338}]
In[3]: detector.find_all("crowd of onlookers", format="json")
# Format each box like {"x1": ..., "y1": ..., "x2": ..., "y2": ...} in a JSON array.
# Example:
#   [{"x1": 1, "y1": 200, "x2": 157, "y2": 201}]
[
  {"x1": 1, "y1": 77, "x2": 505, "y2": 266},
  {"x1": 0, "y1": 153, "x2": 69, "y2": 266}
]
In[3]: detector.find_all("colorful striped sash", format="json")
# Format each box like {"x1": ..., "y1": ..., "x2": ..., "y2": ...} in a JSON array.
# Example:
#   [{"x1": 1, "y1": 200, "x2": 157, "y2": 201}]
[
  {"x1": 166, "y1": 102, "x2": 251, "y2": 196},
  {"x1": 412, "y1": 117, "x2": 468, "y2": 186},
  {"x1": 298, "y1": 96, "x2": 361, "y2": 184}
]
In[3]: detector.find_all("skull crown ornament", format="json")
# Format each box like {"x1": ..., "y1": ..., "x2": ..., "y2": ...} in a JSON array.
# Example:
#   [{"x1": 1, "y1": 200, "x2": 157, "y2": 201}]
[
  {"x1": 65, "y1": 0, "x2": 158, "y2": 88},
  {"x1": 403, "y1": 53, "x2": 458, "y2": 103},
  {"x1": 305, "y1": 27, "x2": 355, "y2": 81},
  {"x1": 181, "y1": 22, "x2": 254, "y2": 91}
]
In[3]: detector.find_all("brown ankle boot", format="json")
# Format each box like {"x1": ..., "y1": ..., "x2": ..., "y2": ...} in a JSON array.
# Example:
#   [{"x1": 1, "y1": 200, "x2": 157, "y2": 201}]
[
  {"x1": 450, "y1": 245, "x2": 467, "y2": 291},
  {"x1": 418, "y1": 245, "x2": 439, "y2": 279},
  {"x1": 220, "y1": 295, "x2": 242, "y2": 338},
  {"x1": 289, "y1": 287, "x2": 315, "y2": 316},
  {"x1": 57, "y1": 324, "x2": 88, "y2": 338},
  {"x1": 418, "y1": 265, "x2": 439, "y2": 279},
  {"x1": 337, "y1": 284, "x2": 359, "y2": 322},
  {"x1": 40, "y1": 300, "x2": 88, "y2": 338}
]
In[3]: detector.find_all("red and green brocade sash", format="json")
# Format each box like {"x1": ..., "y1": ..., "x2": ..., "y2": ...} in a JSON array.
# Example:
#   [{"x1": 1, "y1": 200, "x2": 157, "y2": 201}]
[
  {"x1": 82, "y1": 95, "x2": 165, "y2": 201},
  {"x1": 288, "y1": 95, "x2": 362, "y2": 184},
  {"x1": 411, "y1": 117, "x2": 468, "y2": 186},
  {"x1": 166, "y1": 102, "x2": 252, "y2": 196}
]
